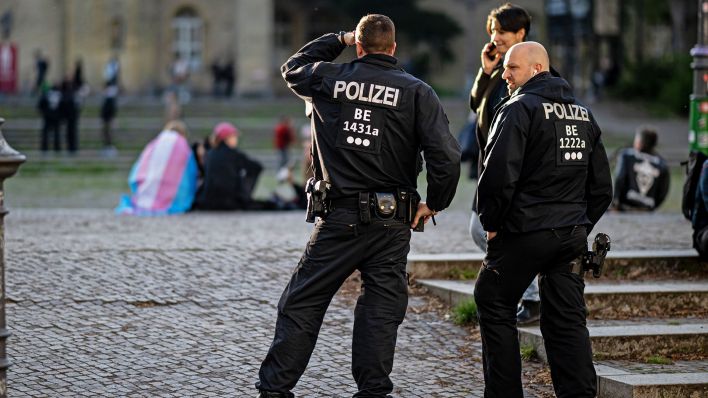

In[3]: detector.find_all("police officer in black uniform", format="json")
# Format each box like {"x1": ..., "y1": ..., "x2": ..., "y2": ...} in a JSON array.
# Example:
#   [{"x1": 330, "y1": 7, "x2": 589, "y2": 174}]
[
  {"x1": 475, "y1": 42, "x2": 612, "y2": 398},
  {"x1": 256, "y1": 14, "x2": 461, "y2": 398}
]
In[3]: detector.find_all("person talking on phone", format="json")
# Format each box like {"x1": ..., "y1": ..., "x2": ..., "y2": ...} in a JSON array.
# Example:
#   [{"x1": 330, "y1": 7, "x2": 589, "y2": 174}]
[{"x1": 468, "y1": 3, "x2": 544, "y2": 325}]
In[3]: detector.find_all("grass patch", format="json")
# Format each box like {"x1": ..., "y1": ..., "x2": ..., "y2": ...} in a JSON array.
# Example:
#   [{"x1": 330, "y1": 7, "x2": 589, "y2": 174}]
[
  {"x1": 447, "y1": 268, "x2": 478, "y2": 280},
  {"x1": 452, "y1": 298, "x2": 478, "y2": 326},
  {"x1": 645, "y1": 355, "x2": 673, "y2": 365},
  {"x1": 520, "y1": 344, "x2": 537, "y2": 361}
]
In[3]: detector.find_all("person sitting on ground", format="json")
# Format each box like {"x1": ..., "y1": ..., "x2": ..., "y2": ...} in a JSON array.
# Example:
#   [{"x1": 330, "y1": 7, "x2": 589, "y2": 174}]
[
  {"x1": 193, "y1": 122, "x2": 264, "y2": 210},
  {"x1": 612, "y1": 125, "x2": 670, "y2": 211},
  {"x1": 270, "y1": 166, "x2": 307, "y2": 210},
  {"x1": 116, "y1": 120, "x2": 198, "y2": 215}
]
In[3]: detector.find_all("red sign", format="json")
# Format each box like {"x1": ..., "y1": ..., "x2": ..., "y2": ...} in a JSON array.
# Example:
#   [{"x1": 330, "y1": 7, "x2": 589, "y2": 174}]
[{"x1": 0, "y1": 42, "x2": 17, "y2": 94}]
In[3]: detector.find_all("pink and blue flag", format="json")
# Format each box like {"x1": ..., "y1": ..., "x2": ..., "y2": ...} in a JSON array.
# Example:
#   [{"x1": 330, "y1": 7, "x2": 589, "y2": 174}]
[{"x1": 116, "y1": 130, "x2": 198, "y2": 215}]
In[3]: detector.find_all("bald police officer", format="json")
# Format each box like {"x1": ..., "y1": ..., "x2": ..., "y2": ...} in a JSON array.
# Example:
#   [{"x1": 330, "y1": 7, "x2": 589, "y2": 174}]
[
  {"x1": 256, "y1": 14, "x2": 461, "y2": 398},
  {"x1": 475, "y1": 42, "x2": 612, "y2": 398}
]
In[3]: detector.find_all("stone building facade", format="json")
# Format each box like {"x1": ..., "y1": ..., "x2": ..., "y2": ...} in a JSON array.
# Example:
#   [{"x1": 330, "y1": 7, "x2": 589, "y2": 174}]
[
  {"x1": 0, "y1": 0, "x2": 561, "y2": 97},
  {"x1": 1, "y1": 0, "x2": 273, "y2": 96}
]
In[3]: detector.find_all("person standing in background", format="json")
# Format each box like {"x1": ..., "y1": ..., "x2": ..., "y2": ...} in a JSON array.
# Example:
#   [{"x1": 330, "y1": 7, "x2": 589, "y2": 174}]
[
  {"x1": 33, "y1": 49, "x2": 49, "y2": 95},
  {"x1": 101, "y1": 56, "x2": 120, "y2": 157},
  {"x1": 273, "y1": 115, "x2": 295, "y2": 168}
]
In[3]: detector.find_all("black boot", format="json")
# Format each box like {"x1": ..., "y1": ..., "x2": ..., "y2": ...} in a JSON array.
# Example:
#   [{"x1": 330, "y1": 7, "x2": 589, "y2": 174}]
[{"x1": 517, "y1": 300, "x2": 540, "y2": 325}]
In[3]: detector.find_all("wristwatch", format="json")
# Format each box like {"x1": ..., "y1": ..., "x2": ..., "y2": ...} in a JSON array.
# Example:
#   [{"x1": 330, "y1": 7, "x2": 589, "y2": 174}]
[{"x1": 338, "y1": 31, "x2": 347, "y2": 45}]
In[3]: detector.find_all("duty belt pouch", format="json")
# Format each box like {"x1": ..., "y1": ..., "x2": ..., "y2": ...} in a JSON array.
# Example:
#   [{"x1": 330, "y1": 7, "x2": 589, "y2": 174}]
[
  {"x1": 408, "y1": 191, "x2": 421, "y2": 224},
  {"x1": 359, "y1": 192, "x2": 371, "y2": 225},
  {"x1": 373, "y1": 192, "x2": 397, "y2": 219},
  {"x1": 396, "y1": 188, "x2": 409, "y2": 221}
]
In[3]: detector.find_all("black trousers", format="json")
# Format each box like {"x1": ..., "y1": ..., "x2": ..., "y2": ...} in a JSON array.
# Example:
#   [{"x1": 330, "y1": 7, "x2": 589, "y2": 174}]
[
  {"x1": 474, "y1": 225, "x2": 596, "y2": 398},
  {"x1": 65, "y1": 111, "x2": 79, "y2": 152},
  {"x1": 40, "y1": 117, "x2": 61, "y2": 152},
  {"x1": 258, "y1": 208, "x2": 411, "y2": 397}
]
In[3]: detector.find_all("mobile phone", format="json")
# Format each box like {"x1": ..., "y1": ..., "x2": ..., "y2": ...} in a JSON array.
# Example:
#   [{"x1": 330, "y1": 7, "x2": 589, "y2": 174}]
[
  {"x1": 413, "y1": 217, "x2": 424, "y2": 232},
  {"x1": 486, "y1": 42, "x2": 497, "y2": 61}
]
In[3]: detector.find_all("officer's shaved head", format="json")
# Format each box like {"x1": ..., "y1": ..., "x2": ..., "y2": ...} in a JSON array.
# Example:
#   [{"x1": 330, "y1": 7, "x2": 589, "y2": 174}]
[
  {"x1": 509, "y1": 42, "x2": 550, "y2": 71},
  {"x1": 356, "y1": 14, "x2": 396, "y2": 55},
  {"x1": 501, "y1": 41, "x2": 550, "y2": 94}
]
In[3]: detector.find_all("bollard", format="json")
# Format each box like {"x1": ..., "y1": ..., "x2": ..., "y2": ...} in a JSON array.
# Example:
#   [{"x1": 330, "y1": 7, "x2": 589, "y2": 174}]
[{"x1": 0, "y1": 118, "x2": 25, "y2": 398}]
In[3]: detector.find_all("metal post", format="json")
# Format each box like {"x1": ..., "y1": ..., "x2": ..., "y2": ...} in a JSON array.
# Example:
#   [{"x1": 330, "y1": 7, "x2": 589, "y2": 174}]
[
  {"x1": 0, "y1": 118, "x2": 26, "y2": 398},
  {"x1": 690, "y1": 0, "x2": 708, "y2": 154}
]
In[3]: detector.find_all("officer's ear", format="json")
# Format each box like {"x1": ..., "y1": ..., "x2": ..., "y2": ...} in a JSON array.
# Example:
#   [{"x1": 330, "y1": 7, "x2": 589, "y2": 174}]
[
  {"x1": 532, "y1": 63, "x2": 542, "y2": 76},
  {"x1": 390, "y1": 42, "x2": 397, "y2": 56},
  {"x1": 356, "y1": 42, "x2": 365, "y2": 58}
]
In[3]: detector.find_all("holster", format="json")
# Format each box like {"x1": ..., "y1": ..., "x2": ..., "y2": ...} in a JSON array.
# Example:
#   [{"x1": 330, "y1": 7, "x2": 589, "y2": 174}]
[{"x1": 305, "y1": 177, "x2": 330, "y2": 223}]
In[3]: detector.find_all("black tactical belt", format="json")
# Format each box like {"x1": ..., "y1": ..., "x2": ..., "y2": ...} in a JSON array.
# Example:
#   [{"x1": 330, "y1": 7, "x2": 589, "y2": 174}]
[
  {"x1": 330, "y1": 194, "x2": 403, "y2": 223},
  {"x1": 329, "y1": 197, "x2": 361, "y2": 210}
]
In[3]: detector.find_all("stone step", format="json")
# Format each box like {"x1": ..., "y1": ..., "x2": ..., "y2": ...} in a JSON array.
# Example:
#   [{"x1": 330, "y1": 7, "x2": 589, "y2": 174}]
[
  {"x1": 1, "y1": 124, "x2": 279, "y2": 151},
  {"x1": 418, "y1": 279, "x2": 708, "y2": 318},
  {"x1": 595, "y1": 363, "x2": 708, "y2": 398},
  {"x1": 14, "y1": 150, "x2": 300, "y2": 172},
  {"x1": 519, "y1": 323, "x2": 707, "y2": 362},
  {"x1": 598, "y1": 371, "x2": 708, "y2": 398},
  {"x1": 407, "y1": 250, "x2": 707, "y2": 280}
]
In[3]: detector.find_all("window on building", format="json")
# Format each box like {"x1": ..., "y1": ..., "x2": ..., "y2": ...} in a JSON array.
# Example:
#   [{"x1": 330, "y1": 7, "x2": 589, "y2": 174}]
[
  {"x1": 172, "y1": 8, "x2": 203, "y2": 70},
  {"x1": 110, "y1": 17, "x2": 124, "y2": 50},
  {"x1": 274, "y1": 7, "x2": 293, "y2": 49}
]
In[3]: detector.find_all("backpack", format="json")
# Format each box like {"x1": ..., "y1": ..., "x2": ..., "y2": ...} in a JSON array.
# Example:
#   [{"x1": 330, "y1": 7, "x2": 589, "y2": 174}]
[{"x1": 681, "y1": 150, "x2": 708, "y2": 220}]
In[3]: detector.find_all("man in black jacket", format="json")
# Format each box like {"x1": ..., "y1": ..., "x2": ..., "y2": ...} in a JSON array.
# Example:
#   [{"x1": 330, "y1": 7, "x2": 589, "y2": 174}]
[
  {"x1": 475, "y1": 42, "x2": 612, "y2": 398},
  {"x1": 256, "y1": 14, "x2": 460, "y2": 398},
  {"x1": 468, "y1": 3, "x2": 542, "y2": 324}
]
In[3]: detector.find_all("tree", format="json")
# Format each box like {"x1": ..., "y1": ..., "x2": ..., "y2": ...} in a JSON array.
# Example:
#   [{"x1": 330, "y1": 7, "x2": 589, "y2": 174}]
[{"x1": 336, "y1": 0, "x2": 462, "y2": 63}]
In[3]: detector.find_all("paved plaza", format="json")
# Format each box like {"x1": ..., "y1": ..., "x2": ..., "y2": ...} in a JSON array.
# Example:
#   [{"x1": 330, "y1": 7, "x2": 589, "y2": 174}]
[{"x1": 2, "y1": 208, "x2": 694, "y2": 397}]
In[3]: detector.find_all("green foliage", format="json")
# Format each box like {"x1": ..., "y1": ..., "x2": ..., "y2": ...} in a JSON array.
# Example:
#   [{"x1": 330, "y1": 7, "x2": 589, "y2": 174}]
[
  {"x1": 611, "y1": 54, "x2": 692, "y2": 116},
  {"x1": 520, "y1": 345, "x2": 537, "y2": 361},
  {"x1": 452, "y1": 298, "x2": 477, "y2": 325},
  {"x1": 447, "y1": 268, "x2": 478, "y2": 280},
  {"x1": 645, "y1": 355, "x2": 673, "y2": 365},
  {"x1": 335, "y1": 0, "x2": 462, "y2": 69}
]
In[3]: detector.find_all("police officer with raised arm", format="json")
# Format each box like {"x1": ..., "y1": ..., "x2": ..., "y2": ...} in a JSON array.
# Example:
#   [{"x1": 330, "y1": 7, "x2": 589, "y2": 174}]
[
  {"x1": 475, "y1": 42, "x2": 612, "y2": 398},
  {"x1": 256, "y1": 14, "x2": 461, "y2": 398}
]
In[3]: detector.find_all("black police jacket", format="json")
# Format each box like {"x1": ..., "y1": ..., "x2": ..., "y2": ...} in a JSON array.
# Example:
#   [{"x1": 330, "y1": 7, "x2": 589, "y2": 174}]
[
  {"x1": 477, "y1": 72, "x2": 612, "y2": 233},
  {"x1": 281, "y1": 33, "x2": 461, "y2": 211}
]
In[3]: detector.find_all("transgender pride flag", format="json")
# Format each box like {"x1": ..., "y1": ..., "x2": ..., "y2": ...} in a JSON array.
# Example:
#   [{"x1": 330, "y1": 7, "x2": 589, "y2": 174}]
[{"x1": 116, "y1": 129, "x2": 198, "y2": 215}]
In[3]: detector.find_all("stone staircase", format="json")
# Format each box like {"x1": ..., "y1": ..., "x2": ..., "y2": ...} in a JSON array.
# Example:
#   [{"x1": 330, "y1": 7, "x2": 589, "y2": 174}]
[{"x1": 409, "y1": 250, "x2": 708, "y2": 397}]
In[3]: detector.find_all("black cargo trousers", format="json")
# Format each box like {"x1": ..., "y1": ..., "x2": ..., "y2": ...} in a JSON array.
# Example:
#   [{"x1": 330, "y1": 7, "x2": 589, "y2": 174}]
[
  {"x1": 473, "y1": 225, "x2": 597, "y2": 398},
  {"x1": 257, "y1": 207, "x2": 411, "y2": 397}
]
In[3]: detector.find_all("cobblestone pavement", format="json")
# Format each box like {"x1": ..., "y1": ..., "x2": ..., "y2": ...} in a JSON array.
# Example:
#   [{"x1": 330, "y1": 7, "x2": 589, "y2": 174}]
[
  {"x1": 3, "y1": 208, "x2": 695, "y2": 397},
  {"x1": 3, "y1": 209, "x2": 532, "y2": 398},
  {"x1": 408, "y1": 210, "x2": 693, "y2": 254}
]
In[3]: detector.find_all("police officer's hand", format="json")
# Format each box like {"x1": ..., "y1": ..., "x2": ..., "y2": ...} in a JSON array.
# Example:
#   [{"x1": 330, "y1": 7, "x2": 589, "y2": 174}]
[
  {"x1": 481, "y1": 43, "x2": 501, "y2": 75},
  {"x1": 411, "y1": 202, "x2": 436, "y2": 229},
  {"x1": 486, "y1": 231, "x2": 497, "y2": 241},
  {"x1": 344, "y1": 31, "x2": 356, "y2": 46}
]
